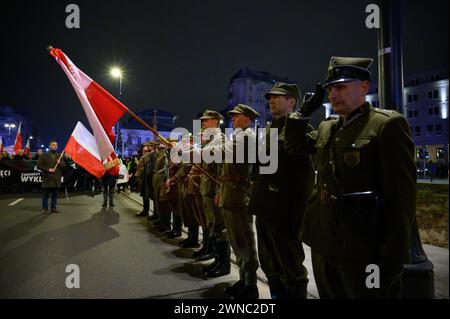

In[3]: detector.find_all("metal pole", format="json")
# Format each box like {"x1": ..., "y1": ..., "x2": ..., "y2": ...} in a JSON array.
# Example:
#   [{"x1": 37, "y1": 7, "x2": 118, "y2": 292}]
[
  {"x1": 377, "y1": 0, "x2": 434, "y2": 299},
  {"x1": 115, "y1": 75, "x2": 122, "y2": 154}
]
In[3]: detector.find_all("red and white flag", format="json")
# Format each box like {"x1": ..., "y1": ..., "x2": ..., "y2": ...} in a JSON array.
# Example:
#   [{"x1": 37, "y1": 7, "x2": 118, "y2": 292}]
[
  {"x1": 49, "y1": 47, "x2": 129, "y2": 174},
  {"x1": 24, "y1": 138, "x2": 31, "y2": 158},
  {"x1": 64, "y1": 122, "x2": 105, "y2": 179},
  {"x1": 0, "y1": 136, "x2": 3, "y2": 156},
  {"x1": 13, "y1": 122, "x2": 22, "y2": 155}
]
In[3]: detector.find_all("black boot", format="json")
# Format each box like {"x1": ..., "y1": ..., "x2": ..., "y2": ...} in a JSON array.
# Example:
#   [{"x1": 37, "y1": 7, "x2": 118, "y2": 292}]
[
  {"x1": 205, "y1": 240, "x2": 230, "y2": 278},
  {"x1": 286, "y1": 282, "x2": 308, "y2": 299},
  {"x1": 267, "y1": 276, "x2": 286, "y2": 299},
  {"x1": 192, "y1": 230, "x2": 209, "y2": 258},
  {"x1": 201, "y1": 257, "x2": 219, "y2": 274},
  {"x1": 224, "y1": 280, "x2": 245, "y2": 296},
  {"x1": 181, "y1": 226, "x2": 200, "y2": 248},
  {"x1": 197, "y1": 234, "x2": 216, "y2": 261}
]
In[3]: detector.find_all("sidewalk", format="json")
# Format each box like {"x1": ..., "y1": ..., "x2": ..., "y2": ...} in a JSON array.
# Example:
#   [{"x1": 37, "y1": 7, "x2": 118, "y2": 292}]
[
  {"x1": 122, "y1": 191, "x2": 449, "y2": 299},
  {"x1": 417, "y1": 178, "x2": 449, "y2": 185}
]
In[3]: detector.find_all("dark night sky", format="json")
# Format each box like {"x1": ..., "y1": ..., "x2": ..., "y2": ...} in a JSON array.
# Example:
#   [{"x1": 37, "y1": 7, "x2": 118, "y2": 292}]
[{"x1": 1, "y1": 0, "x2": 448, "y2": 145}]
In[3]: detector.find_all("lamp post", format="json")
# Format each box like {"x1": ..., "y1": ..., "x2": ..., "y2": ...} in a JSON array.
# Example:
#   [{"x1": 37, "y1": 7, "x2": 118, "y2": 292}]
[
  {"x1": 377, "y1": 0, "x2": 434, "y2": 298},
  {"x1": 110, "y1": 67, "x2": 123, "y2": 154}
]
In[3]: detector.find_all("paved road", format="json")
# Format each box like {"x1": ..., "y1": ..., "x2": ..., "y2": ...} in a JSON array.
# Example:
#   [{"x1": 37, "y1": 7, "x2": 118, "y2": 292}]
[
  {"x1": 1, "y1": 191, "x2": 447, "y2": 299},
  {"x1": 0, "y1": 192, "x2": 270, "y2": 299}
]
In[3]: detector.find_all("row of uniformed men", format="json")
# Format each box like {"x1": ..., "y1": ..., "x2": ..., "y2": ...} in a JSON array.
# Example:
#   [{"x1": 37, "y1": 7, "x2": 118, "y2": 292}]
[{"x1": 134, "y1": 55, "x2": 417, "y2": 300}]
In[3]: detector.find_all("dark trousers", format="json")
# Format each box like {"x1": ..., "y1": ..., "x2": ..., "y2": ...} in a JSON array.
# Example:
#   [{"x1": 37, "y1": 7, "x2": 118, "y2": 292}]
[
  {"x1": 142, "y1": 196, "x2": 150, "y2": 213},
  {"x1": 255, "y1": 214, "x2": 308, "y2": 290},
  {"x1": 42, "y1": 188, "x2": 58, "y2": 210},
  {"x1": 311, "y1": 251, "x2": 403, "y2": 299}
]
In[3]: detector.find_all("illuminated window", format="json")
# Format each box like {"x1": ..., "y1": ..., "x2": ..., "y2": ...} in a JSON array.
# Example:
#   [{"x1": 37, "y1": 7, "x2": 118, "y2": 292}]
[{"x1": 434, "y1": 90, "x2": 439, "y2": 99}]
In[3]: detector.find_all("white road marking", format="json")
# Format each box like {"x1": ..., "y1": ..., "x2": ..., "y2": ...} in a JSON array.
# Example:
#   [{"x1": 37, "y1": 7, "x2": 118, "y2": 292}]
[{"x1": 8, "y1": 198, "x2": 25, "y2": 206}]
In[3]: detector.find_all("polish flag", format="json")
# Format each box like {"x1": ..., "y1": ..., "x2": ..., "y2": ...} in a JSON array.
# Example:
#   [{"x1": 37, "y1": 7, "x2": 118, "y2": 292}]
[
  {"x1": 64, "y1": 122, "x2": 105, "y2": 179},
  {"x1": 0, "y1": 136, "x2": 3, "y2": 156},
  {"x1": 24, "y1": 138, "x2": 31, "y2": 158},
  {"x1": 49, "y1": 47, "x2": 128, "y2": 174},
  {"x1": 13, "y1": 122, "x2": 22, "y2": 155}
]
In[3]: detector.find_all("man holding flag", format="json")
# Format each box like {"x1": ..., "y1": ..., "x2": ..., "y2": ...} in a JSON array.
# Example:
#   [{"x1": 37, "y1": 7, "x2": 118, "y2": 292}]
[{"x1": 37, "y1": 141, "x2": 66, "y2": 214}]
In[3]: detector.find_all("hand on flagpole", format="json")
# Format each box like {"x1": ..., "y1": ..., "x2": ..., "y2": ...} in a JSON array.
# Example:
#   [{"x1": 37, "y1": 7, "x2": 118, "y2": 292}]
[{"x1": 52, "y1": 151, "x2": 65, "y2": 171}]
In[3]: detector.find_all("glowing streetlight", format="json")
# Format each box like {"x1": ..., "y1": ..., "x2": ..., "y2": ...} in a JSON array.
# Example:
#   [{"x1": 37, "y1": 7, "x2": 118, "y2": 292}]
[
  {"x1": 4, "y1": 123, "x2": 16, "y2": 135},
  {"x1": 110, "y1": 67, "x2": 123, "y2": 153},
  {"x1": 110, "y1": 67, "x2": 123, "y2": 79}
]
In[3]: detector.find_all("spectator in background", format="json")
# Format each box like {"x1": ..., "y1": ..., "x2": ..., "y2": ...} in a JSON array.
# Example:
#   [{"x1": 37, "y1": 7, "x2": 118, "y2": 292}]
[
  {"x1": 128, "y1": 155, "x2": 138, "y2": 192},
  {"x1": 13, "y1": 149, "x2": 27, "y2": 160},
  {"x1": 33, "y1": 149, "x2": 43, "y2": 160},
  {"x1": 101, "y1": 170, "x2": 118, "y2": 208},
  {"x1": 117, "y1": 158, "x2": 129, "y2": 193}
]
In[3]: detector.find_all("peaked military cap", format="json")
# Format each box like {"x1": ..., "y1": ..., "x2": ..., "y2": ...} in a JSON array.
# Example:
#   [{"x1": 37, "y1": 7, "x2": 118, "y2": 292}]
[
  {"x1": 228, "y1": 104, "x2": 260, "y2": 120},
  {"x1": 199, "y1": 109, "x2": 224, "y2": 120},
  {"x1": 264, "y1": 82, "x2": 301, "y2": 102},
  {"x1": 323, "y1": 56, "x2": 374, "y2": 87}
]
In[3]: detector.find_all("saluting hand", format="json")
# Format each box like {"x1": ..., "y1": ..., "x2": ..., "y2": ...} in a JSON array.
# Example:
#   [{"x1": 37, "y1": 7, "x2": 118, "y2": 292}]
[{"x1": 299, "y1": 83, "x2": 326, "y2": 117}]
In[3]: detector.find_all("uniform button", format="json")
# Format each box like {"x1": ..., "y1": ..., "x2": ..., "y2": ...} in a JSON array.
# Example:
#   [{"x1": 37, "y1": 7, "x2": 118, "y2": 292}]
[
  {"x1": 336, "y1": 137, "x2": 340, "y2": 141},
  {"x1": 340, "y1": 127, "x2": 343, "y2": 130}
]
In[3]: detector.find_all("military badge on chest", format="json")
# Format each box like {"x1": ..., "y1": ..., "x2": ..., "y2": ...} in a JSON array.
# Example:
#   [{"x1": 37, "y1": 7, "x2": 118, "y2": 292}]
[{"x1": 343, "y1": 148, "x2": 360, "y2": 168}]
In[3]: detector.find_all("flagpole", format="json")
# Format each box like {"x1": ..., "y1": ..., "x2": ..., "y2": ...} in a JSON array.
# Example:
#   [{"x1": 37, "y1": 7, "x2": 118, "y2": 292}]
[{"x1": 53, "y1": 151, "x2": 65, "y2": 170}]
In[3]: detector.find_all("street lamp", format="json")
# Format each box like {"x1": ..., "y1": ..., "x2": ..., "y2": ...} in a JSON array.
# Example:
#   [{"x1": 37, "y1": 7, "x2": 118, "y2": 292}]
[
  {"x1": 110, "y1": 67, "x2": 123, "y2": 153},
  {"x1": 4, "y1": 123, "x2": 16, "y2": 135}
]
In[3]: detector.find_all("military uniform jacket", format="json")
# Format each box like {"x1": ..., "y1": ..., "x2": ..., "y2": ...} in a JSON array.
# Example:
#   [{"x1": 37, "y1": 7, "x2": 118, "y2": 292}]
[
  {"x1": 248, "y1": 116, "x2": 315, "y2": 231},
  {"x1": 219, "y1": 127, "x2": 255, "y2": 208},
  {"x1": 37, "y1": 151, "x2": 66, "y2": 188},
  {"x1": 199, "y1": 128, "x2": 223, "y2": 197},
  {"x1": 285, "y1": 102, "x2": 416, "y2": 263}
]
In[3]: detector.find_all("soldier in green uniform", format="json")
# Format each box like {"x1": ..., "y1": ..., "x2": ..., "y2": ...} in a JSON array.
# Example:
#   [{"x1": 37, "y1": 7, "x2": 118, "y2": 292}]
[
  {"x1": 135, "y1": 142, "x2": 155, "y2": 217},
  {"x1": 249, "y1": 82, "x2": 315, "y2": 299},
  {"x1": 176, "y1": 137, "x2": 200, "y2": 248},
  {"x1": 285, "y1": 56, "x2": 416, "y2": 298},
  {"x1": 152, "y1": 143, "x2": 172, "y2": 232},
  {"x1": 197, "y1": 110, "x2": 230, "y2": 278},
  {"x1": 219, "y1": 104, "x2": 260, "y2": 299}
]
